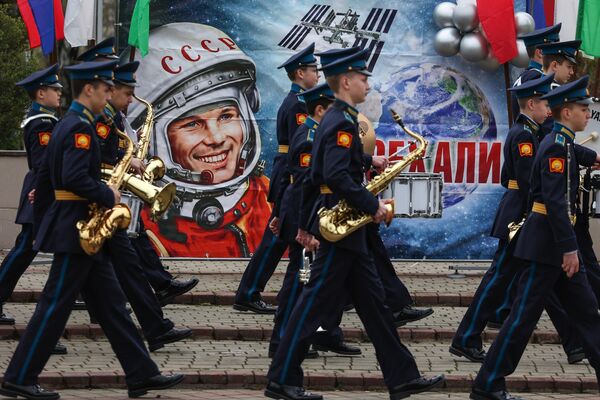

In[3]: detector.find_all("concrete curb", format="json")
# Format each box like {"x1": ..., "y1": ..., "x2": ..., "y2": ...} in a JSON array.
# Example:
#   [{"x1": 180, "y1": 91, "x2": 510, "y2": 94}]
[
  {"x1": 8, "y1": 290, "x2": 476, "y2": 307},
  {"x1": 0, "y1": 324, "x2": 562, "y2": 344},
  {"x1": 28, "y1": 371, "x2": 597, "y2": 393}
]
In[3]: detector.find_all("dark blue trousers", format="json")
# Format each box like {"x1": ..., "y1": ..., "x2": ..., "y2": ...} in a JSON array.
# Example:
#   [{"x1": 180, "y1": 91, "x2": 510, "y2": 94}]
[
  {"x1": 106, "y1": 230, "x2": 173, "y2": 340},
  {"x1": 0, "y1": 224, "x2": 37, "y2": 302},
  {"x1": 453, "y1": 239, "x2": 580, "y2": 354},
  {"x1": 3, "y1": 252, "x2": 159, "y2": 386},
  {"x1": 474, "y1": 261, "x2": 600, "y2": 392},
  {"x1": 267, "y1": 241, "x2": 420, "y2": 388},
  {"x1": 367, "y1": 224, "x2": 413, "y2": 310},
  {"x1": 269, "y1": 242, "x2": 343, "y2": 353},
  {"x1": 130, "y1": 220, "x2": 173, "y2": 292},
  {"x1": 235, "y1": 209, "x2": 288, "y2": 303}
]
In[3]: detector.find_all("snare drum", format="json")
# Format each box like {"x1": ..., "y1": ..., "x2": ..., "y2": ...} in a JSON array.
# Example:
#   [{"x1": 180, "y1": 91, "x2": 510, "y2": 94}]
[
  {"x1": 379, "y1": 173, "x2": 443, "y2": 218},
  {"x1": 121, "y1": 191, "x2": 143, "y2": 237},
  {"x1": 590, "y1": 174, "x2": 600, "y2": 218}
]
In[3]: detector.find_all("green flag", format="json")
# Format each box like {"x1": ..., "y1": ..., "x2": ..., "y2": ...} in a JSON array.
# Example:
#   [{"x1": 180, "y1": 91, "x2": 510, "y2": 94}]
[
  {"x1": 128, "y1": 0, "x2": 150, "y2": 57},
  {"x1": 578, "y1": 0, "x2": 600, "y2": 57}
]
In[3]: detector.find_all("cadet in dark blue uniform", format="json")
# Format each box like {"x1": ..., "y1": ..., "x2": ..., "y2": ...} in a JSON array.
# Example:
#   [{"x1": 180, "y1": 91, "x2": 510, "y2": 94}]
[
  {"x1": 511, "y1": 24, "x2": 561, "y2": 121},
  {"x1": 104, "y1": 58, "x2": 199, "y2": 305},
  {"x1": 94, "y1": 60, "x2": 192, "y2": 352},
  {"x1": 0, "y1": 65, "x2": 62, "y2": 325},
  {"x1": 268, "y1": 83, "x2": 360, "y2": 360},
  {"x1": 234, "y1": 43, "x2": 319, "y2": 314},
  {"x1": 450, "y1": 74, "x2": 577, "y2": 364},
  {"x1": 471, "y1": 76, "x2": 600, "y2": 400},
  {"x1": 0, "y1": 65, "x2": 68, "y2": 355},
  {"x1": 0, "y1": 61, "x2": 183, "y2": 400},
  {"x1": 313, "y1": 47, "x2": 432, "y2": 325},
  {"x1": 265, "y1": 49, "x2": 444, "y2": 400}
]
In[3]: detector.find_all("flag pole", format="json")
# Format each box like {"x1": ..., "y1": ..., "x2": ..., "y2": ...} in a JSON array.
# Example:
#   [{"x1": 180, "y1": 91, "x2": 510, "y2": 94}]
[{"x1": 503, "y1": 63, "x2": 514, "y2": 128}]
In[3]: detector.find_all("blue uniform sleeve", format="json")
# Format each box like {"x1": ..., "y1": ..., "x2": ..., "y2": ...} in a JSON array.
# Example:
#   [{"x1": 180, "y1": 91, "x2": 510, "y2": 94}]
[
  {"x1": 362, "y1": 154, "x2": 373, "y2": 171},
  {"x1": 33, "y1": 153, "x2": 53, "y2": 234},
  {"x1": 574, "y1": 144, "x2": 597, "y2": 167},
  {"x1": 322, "y1": 122, "x2": 379, "y2": 215},
  {"x1": 285, "y1": 101, "x2": 307, "y2": 145},
  {"x1": 62, "y1": 124, "x2": 115, "y2": 208},
  {"x1": 540, "y1": 143, "x2": 577, "y2": 253},
  {"x1": 299, "y1": 176, "x2": 318, "y2": 231},
  {"x1": 25, "y1": 118, "x2": 55, "y2": 171},
  {"x1": 511, "y1": 130, "x2": 536, "y2": 202}
]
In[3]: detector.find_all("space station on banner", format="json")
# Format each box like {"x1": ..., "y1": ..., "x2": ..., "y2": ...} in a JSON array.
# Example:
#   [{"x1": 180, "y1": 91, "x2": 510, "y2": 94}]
[{"x1": 279, "y1": 4, "x2": 398, "y2": 72}]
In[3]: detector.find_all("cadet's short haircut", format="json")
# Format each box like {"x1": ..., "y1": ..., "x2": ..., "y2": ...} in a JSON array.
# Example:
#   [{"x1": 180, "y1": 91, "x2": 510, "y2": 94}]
[
  {"x1": 527, "y1": 46, "x2": 536, "y2": 59},
  {"x1": 325, "y1": 75, "x2": 342, "y2": 92},
  {"x1": 287, "y1": 66, "x2": 312, "y2": 82},
  {"x1": 517, "y1": 96, "x2": 543, "y2": 110},
  {"x1": 543, "y1": 54, "x2": 567, "y2": 71},
  {"x1": 27, "y1": 86, "x2": 53, "y2": 101},
  {"x1": 71, "y1": 79, "x2": 102, "y2": 98},
  {"x1": 307, "y1": 97, "x2": 334, "y2": 116},
  {"x1": 551, "y1": 103, "x2": 575, "y2": 120}
]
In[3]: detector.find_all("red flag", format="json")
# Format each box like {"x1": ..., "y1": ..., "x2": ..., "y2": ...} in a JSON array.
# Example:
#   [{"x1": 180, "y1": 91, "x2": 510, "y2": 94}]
[
  {"x1": 16, "y1": 0, "x2": 41, "y2": 49},
  {"x1": 477, "y1": 0, "x2": 518, "y2": 64},
  {"x1": 53, "y1": 0, "x2": 64, "y2": 40}
]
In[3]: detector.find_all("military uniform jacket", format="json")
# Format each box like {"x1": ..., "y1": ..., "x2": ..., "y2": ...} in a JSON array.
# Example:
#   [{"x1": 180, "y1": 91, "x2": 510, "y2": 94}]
[
  {"x1": 15, "y1": 103, "x2": 58, "y2": 225},
  {"x1": 268, "y1": 83, "x2": 308, "y2": 204},
  {"x1": 277, "y1": 117, "x2": 318, "y2": 243},
  {"x1": 96, "y1": 102, "x2": 126, "y2": 166},
  {"x1": 33, "y1": 101, "x2": 115, "y2": 254},
  {"x1": 511, "y1": 62, "x2": 543, "y2": 123},
  {"x1": 308, "y1": 99, "x2": 379, "y2": 254},
  {"x1": 490, "y1": 114, "x2": 540, "y2": 240},
  {"x1": 514, "y1": 124, "x2": 596, "y2": 266}
]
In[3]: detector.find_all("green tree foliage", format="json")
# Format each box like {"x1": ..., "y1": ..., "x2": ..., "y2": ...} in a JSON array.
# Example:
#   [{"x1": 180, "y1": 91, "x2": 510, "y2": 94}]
[{"x1": 0, "y1": 4, "x2": 43, "y2": 150}]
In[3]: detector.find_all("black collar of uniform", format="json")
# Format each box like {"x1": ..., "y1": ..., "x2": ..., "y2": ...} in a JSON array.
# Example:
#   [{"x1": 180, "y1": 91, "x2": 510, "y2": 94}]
[
  {"x1": 518, "y1": 113, "x2": 540, "y2": 133},
  {"x1": 291, "y1": 83, "x2": 305, "y2": 94},
  {"x1": 528, "y1": 60, "x2": 543, "y2": 72},
  {"x1": 105, "y1": 102, "x2": 117, "y2": 119},
  {"x1": 333, "y1": 99, "x2": 359, "y2": 122},
  {"x1": 304, "y1": 115, "x2": 319, "y2": 141},
  {"x1": 68, "y1": 101, "x2": 96, "y2": 125},
  {"x1": 31, "y1": 101, "x2": 57, "y2": 117},
  {"x1": 554, "y1": 122, "x2": 575, "y2": 142}
]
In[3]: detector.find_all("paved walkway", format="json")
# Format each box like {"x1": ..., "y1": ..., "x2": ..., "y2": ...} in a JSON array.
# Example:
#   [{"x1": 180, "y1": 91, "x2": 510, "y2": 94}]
[{"x1": 4, "y1": 389, "x2": 597, "y2": 399}]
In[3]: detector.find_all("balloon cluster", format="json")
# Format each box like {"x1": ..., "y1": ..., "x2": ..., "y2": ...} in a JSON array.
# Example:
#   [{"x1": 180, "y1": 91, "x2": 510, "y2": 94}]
[{"x1": 433, "y1": 1, "x2": 535, "y2": 71}]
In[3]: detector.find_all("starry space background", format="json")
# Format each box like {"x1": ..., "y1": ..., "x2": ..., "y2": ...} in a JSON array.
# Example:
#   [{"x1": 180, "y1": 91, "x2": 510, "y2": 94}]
[{"x1": 117, "y1": 0, "x2": 529, "y2": 260}]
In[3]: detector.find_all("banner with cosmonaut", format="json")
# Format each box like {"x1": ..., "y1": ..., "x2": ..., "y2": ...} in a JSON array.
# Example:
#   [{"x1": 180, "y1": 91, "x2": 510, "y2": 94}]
[{"x1": 118, "y1": 0, "x2": 527, "y2": 259}]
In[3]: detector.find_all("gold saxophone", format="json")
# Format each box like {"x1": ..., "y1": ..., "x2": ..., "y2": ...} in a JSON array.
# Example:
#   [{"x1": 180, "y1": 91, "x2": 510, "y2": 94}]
[
  {"x1": 317, "y1": 109, "x2": 428, "y2": 242},
  {"x1": 101, "y1": 95, "x2": 176, "y2": 221},
  {"x1": 133, "y1": 94, "x2": 166, "y2": 182},
  {"x1": 76, "y1": 129, "x2": 133, "y2": 255}
]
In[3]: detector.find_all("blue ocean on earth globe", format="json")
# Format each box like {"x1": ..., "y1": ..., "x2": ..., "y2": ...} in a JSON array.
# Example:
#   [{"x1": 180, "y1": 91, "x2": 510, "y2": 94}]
[{"x1": 375, "y1": 63, "x2": 497, "y2": 208}]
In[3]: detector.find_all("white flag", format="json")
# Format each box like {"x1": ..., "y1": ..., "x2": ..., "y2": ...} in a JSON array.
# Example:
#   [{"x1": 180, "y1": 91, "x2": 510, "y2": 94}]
[
  {"x1": 554, "y1": 0, "x2": 580, "y2": 42},
  {"x1": 64, "y1": 0, "x2": 95, "y2": 47}
]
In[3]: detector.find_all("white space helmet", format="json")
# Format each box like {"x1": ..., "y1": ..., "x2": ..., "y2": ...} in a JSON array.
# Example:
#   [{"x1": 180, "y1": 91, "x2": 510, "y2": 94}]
[{"x1": 128, "y1": 22, "x2": 262, "y2": 229}]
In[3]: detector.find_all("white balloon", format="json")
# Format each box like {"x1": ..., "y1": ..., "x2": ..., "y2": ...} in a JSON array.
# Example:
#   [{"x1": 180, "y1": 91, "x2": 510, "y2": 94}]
[
  {"x1": 453, "y1": 3, "x2": 479, "y2": 33},
  {"x1": 433, "y1": 2, "x2": 456, "y2": 28},
  {"x1": 460, "y1": 32, "x2": 489, "y2": 62},
  {"x1": 510, "y1": 39, "x2": 530, "y2": 68},
  {"x1": 515, "y1": 12, "x2": 535, "y2": 35},
  {"x1": 434, "y1": 27, "x2": 462, "y2": 57},
  {"x1": 478, "y1": 52, "x2": 501, "y2": 71}
]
